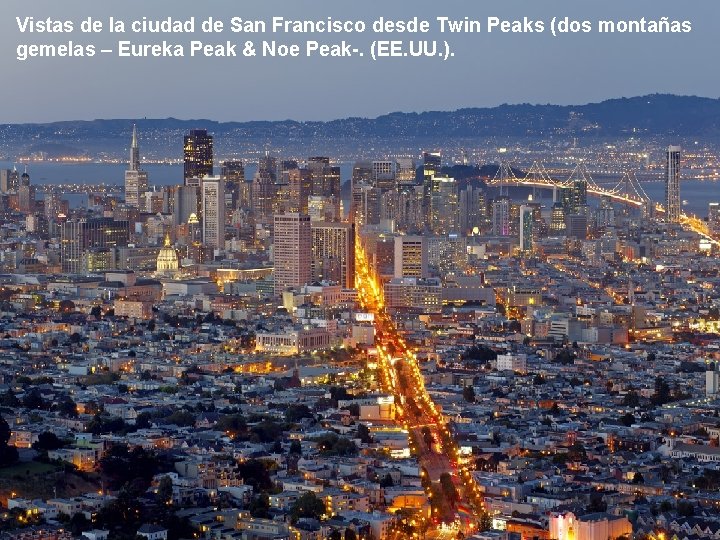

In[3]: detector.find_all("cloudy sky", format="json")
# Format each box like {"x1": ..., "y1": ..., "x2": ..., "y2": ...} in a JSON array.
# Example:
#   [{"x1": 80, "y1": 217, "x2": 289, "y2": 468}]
[{"x1": 2, "y1": 0, "x2": 717, "y2": 123}]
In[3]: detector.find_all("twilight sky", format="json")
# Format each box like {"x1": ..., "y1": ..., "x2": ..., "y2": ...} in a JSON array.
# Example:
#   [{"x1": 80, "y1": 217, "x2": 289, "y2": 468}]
[{"x1": 2, "y1": 0, "x2": 718, "y2": 123}]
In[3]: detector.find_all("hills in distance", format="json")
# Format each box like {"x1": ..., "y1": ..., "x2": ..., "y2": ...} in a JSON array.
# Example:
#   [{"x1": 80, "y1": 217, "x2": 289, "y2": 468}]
[{"x1": 2, "y1": 94, "x2": 720, "y2": 160}]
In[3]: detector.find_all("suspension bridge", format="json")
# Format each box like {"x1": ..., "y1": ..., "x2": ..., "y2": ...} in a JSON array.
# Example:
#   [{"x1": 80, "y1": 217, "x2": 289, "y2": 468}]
[{"x1": 486, "y1": 161, "x2": 658, "y2": 210}]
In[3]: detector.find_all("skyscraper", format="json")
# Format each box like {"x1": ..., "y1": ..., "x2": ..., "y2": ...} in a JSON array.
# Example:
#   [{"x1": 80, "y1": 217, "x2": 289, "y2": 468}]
[
  {"x1": 394, "y1": 235, "x2": 428, "y2": 279},
  {"x1": 61, "y1": 218, "x2": 129, "y2": 273},
  {"x1": 311, "y1": 222, "x2": 356, "y2": 288},
  {"x1": 520, "y1": 205, "x2": 534, "y2": 253},
  {"x1": 201, "y1": 177, "x2": 225, "y2": 249},
  {"x1": 709, "y1": 202, "x2": 720, "y2": 235},
  {"x1": 492, "y1": 197, "x2": 511, "y2": 236},
  {"x1": 273, "y1": 213, "x2": 312, "y2": 295},
  {"x1": 665, "y1": 145, "x2": 681, "y2": 223},
  {"x1": 124, "y1": 125, "x2": 149, "y2": 208},
  {"x1": 429, "y1": 176, "x2": 458, "y2": 234},
  {"x1": 422, "y1": 151, "x2": 441, "y2": 222},
  {"x1": 183, "y1": 129, "x2": 214, "y2": 182}
]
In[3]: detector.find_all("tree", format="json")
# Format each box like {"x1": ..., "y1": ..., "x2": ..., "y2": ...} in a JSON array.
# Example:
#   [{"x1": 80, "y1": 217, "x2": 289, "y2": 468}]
[
  {"x1": 290, "y1": 492, "x2": 326, "y2": 523},
  {"x1": 380, "y1": 474, "x2": 394, "y2": 488},
  {"x1": 237, "y1": 459, "x2": 273, "y2": 491},
  {"x1": 58, "y1": 396, "x2": 78, "y2": 418},
  {"x1": 0, "y1": 390, "x2": 19, "y2": 407},
  {"x1": 157, "y1": 475, "x2": 173, "y2": 505},
  {"x1": 632, "y1": 472, "x2": 644, "y2": 484},
  {"x1": 440, "y1": 472, "x2": 459, "y2": 506},
  {"x1": 285, "y1": 404, "x2": 313, "y2": 423},
  {"x1": 135, "y1": 411, "x2": 152, "y2": 429},
  {"x1": 33, "y1": 431, "x2": 64, "y2": 451},
  {"x1": 289, "y1": 440, "x2": 302, "y2": 455},
  {"x1": 357, "y1": 423, "x2": 373, "y2": 444},
  {"x1": 620, "y1": 413, "x2": 635, "y2": 427},
  {"x1": 652, "y1": 376, "x2": 671, "y2": 405},
  {"x1": 0, "y1": 416, "x2": 18, "y2": 466},
  {"x1": 22, "y1": 389, "x2": 47, "y2": 410},
  {"x1": 345, "y1": 529, "x2": 357, "y2": 540},
  {"x1": 622, "y1": 390, "x2": 640, "y2": 407},
  {"x1": 248, "y1": 493, "x2": 270, "y2": 518},
  {"x1": 59, "y1": 299, "x2": 75, "y2": 313},
  {"x1": 462, "y1": 386, "x2": 475, "y2": 403},
  {"x1": 676, "y1": 501, "x2": 695, "y2": 517},
  {"x1": 90, "y1": 306, "x2": 102, "y2": 318},
  {"x1": 533, "y1": 373, "x2": 546, "y2": 385}
]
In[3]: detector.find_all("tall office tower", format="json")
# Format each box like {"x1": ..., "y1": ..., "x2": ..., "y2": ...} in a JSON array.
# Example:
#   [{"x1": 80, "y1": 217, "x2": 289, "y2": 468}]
[
  {"x1": 220, "y1": 160, "x2": 245, "y2": 212},
  {"x1": 273, "y1": 213, "x2": 312, "y2": 295},
  {"x1": 311, "y1": 222, "x2": 356, "y2": 288},
  {"x1": 351, "y1": 182, "x2": 380, "y2": 227},
  {"x1": 0, "y1": 170, "x2": 10, "y2": 194},
  {"x1": 201, "y1": 177, "x2": 225, "y2": 249},
  {"x1": 557, "y1": 186, "x2": 574, "y2": 212},
  {"x1": 571, "y1": 177, "x2": 587, "y2": 214},
  {"x1": 287, "y1": 168, "x2": 313, "y2": 214},
  {"x1": 7, "y1": 168, "x2": 19, "y2": 193},
  {"x1": 459, "y1": 185, "x2": 487, "y2": 234},
  {"x1": 596, "y1": 196, "x2": 616, "y2": 230},
  {"x1": 372, "y1": 160, "x2": 396, "y2": 191},
  {"x1": 252, "y1": 155, "x2": 278, "y2": 222},
  {"x1": 380, "y1": 189, "x2": 399, "y2": 223},
  {"x1": 183, "y1": 129, "x2": 213, "y2": 182},
  {"x1": 492, "y1": 197, "x2": 511, "y2": 236},
  {"x1": 308, "y1": 157, "x2": 341, "y2": 201},
  {"x1": 566, "y1": 213, "x2": 588, "y2": 240},
  {"x1": 429, "y1": 176, "x2": 458, "y2": 234},
  {"x1": 395, "y1": 158, "x2": 416, "y2": 184},
  {"x1": 44, "y1": 189, "x2": 63, "y2": 221},
  {"x1": 550, "y1": 202, "x2": 567, "y2": 234},
  {"x1": 350, "y1": 161, "x2": 373, "y2": 220},
  {"x1": 17, "y1": 168, "x2": 35, "y2": 213},
  {"x1": 124, "y1": 125, "x2": 149, "y2": 208},
  {"x1": 550, "y1": 202, "x2": 565, "y2": 235},
  {"x1": 422, "y1": 151, "x2": 441, "y2": 220},
  {"x1": 665, "y1": 145, "x2": 681, "y2": 223},
  {"x1": 394, "y1": 235, "x2": 428, "y2": 279},
  {"x1": 173, "y1": 185, "x2": 199, "y2": 226},
  {"x1": 396, "y1": 183, "x2": 424, "y2": 233},
  {"x1": 60, "y1": 218, "x2": 129, "y2": 273},
  {"x1": 519, "y1": 205, "x2": 534, "y2": 253},
  {"x1": 709, "y1": 202, "x2": 720, "y2": 234}
]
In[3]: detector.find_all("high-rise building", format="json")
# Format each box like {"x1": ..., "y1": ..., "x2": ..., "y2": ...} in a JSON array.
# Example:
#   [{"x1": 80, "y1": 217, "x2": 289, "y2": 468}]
[
  {"x1": 566, "y1": 213, "x2": 588, "y2": 240},
  {"x1": 372, "y1": 160, "x2": 396, "y2": 191},
  {"x1": 520, "y1": 205, "x2": 534, "y2": 253},
  {"x1": 351, "y1": 182, "x2": 380, "y2": 227},
  {"x1": 287, "y1": 168, "x2": 313, "y2": 214},
  {"x1": 124, "y1": 125, "x2": 149, "y2": 209},
  {"x1": 17, "y1": 168, "x2": 35, "y2": 213},
  {"x1": 311, "y1": 222, "x2": 355, "y2": 288},
  {"x1": 459, "y1": 185, "x2": 487, "y2": 235},
  {"x1": 422, "y1": 151, "x2": 441, "y2": 221},
  {"x1": 253, "y1": 155, "x2": 278, "y2": 222},
  {"x1": 273, "y1": 213, "x2": 312, "y2": 295},
  {"x1": 44, "y1": 190, "x2": 63, "y2": 221},
  {"x1": 395, "y1": 158, "x2": 416, "y2": 184},
  {"x1": 665, "y1": 145, "x2": 681, "y2": 223},
  {"x1": 308, "y1": 157, "x2": 341, "y2": 199},
  {"x1": 220, "y1": 160, "x2": 245, "y2": 213},
  {"x1": 709, "y1": 202, "x2": 720, "y2": 235},
  {"x1": 173, "y1": 185, "x2": 200, "y2": 226},
  {"x1": 430, "y1": 176, "x2": 458, "y2": 234},
  {"x1": 201, "y1": 177, "x2": 225, "y2": 250},
  {"x1": 492, "y1": 197, "x2": 511, "y2": 236},
  {"x1": 394, "y1": 235, "x2": 428, "y2": 279},
  {"x1": 183, "y1": 129, "x2": 213, "y2": 182},
  {"x1": 396, "y1": 183, "x2": 424, "y2": 233},
  {"x1": 550, "y1": 202, "x2": 567, "y2": 234},
  {"x1": 61, "y1": 218, "x2": 129, "y2": 273}
]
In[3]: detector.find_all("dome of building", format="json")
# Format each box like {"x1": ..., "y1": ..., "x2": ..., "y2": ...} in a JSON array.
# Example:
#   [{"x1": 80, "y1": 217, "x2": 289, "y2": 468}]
[{"x1": 156, "y1": 234, "x2": 179, "y2": 274}]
